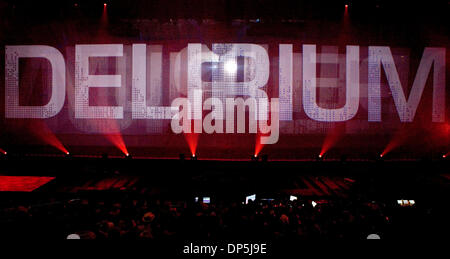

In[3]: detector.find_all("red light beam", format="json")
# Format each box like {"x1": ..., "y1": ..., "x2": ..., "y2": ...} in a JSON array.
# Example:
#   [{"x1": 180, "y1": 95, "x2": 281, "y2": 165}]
[
  {"x1": 100, "y1": 119, "x2": 128, "y2": 156},
  {"x1": 254, "y1": 132, "x2": 265, "y2": 157},
  {"x1": 27, "y1": 120, "x2": 69, "y2": 154},
  {"x1": 104, "y1": 133, "x2": 128, "y2": 156},
  {"x1": 381, "y1": 124, "x2": 416, "y2": 157},
  {"x1": 184, "y1": 132, "x2": 199, "y2": 157},
  {"x1": 182, "y1": 118, "x2": 200, "y2": 157},
  {"x1": 319, "y1": 124, "x2": 345, "y2": 157}
]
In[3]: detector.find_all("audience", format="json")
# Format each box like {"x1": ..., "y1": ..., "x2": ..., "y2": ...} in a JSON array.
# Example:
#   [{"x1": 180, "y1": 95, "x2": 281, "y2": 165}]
[{"x1": 0, "y1": 193, "x2": 410, "y2": 240}]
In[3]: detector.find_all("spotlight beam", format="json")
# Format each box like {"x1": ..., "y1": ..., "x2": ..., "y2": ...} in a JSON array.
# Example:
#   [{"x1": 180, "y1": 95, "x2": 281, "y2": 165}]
[
  {"x1": 254, "y1": 132, "x2": 265, "y2": 157},
  {"x1": 104, "y1": 134, "x2": 128, "y2": 156},
  {"x1": 183, "y1": 129, "x2": 199, "y2": 158},
  {"x1": 28, "y1": 121, "x2": 69, "y2": 155},
  {"x1": 381, "y1": 124, "x2": 416, "y2": 158},
  {"x1": 320, "y1": 124, "x2": 345, "y2": 159}
]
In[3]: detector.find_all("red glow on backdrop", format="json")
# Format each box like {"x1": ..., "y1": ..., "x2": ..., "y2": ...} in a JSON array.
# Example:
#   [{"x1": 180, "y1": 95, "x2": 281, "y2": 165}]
[
  {"x1": 344, "y1": 5, "x2": 349, "y2": 19},
  {"x1": 102, "y1": 4, "x2": 107, "y2": 17},
  {"x1": 98, "y1": 2, "x2": 109, "y2": 40},
  {"x1": 0, "y1": 176, "x2": 55, "y2": 192},
  {"x1": 380, "y1": 143, "x2": 396, "y2": 158},
  {"x1": 444, "y1": 124, "x2": 450, "y2": 135},
  {"x1": 27, "y1": 120, "x2": 69, "y2": 154},
  {"x1": 182, "y1": 119, "x2": 200, "y2": 156},
  {"x1": 254, "y1": 111, "x2": 278, "y2": 157},
  {"x1": 380, "y1": 124, "x2": 418, "y2": 157},
  {"x1": 98, "y1": 117, "x2": 128, "y2": 156},
  {"x1": 319, "y1": 124, "x2": 345, "y2": 157},
  {"x1": 80, "y1": 4, "x2": 129, "y2": 157},
  {"x1": 0, "y1": 7, "x2": 447, "y2": 161},
  {"x1": 103, "y1": 133, "x2": 128, "y2": 156},
  {"x1": 0, "y1": 148, "x2": 6, "y2": 155},
  {"x1": 184, "y1": 132, "x2": 199, "y2": 156},
  {"x1": 341, "y1": 3, "x2": 350, "y2": 38},
  {"x1": 254, "y1": 133, "x2": 265, "y2": 157}
]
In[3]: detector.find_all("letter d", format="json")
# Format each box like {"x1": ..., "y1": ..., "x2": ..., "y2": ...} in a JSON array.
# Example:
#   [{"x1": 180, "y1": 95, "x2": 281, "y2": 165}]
[{"x1": 5, "y1": 45, "x2": 66, "y2": 118}]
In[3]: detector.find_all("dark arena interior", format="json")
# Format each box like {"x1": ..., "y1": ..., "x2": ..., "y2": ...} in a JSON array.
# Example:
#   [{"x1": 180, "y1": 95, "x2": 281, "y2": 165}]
[{"x1": 0, "y1": 0, "x2": 449, "y2": 254}]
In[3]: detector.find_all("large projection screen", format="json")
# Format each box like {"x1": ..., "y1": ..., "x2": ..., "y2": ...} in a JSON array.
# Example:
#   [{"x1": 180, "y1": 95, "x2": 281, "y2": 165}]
[{"x1": 0, "y1": 3, "x2": 448, "y2": 159}]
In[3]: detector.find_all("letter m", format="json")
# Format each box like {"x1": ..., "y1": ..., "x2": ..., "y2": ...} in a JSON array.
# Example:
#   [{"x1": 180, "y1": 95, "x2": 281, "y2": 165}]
[{"x1": 368, "y1": 47, "x2": 445, "y2": 122}]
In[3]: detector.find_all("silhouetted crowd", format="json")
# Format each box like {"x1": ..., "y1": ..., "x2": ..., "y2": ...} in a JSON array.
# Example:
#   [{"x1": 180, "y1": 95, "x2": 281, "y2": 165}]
[{"x1": 0, "y1": 194, "x2": 411, "y2": 240}]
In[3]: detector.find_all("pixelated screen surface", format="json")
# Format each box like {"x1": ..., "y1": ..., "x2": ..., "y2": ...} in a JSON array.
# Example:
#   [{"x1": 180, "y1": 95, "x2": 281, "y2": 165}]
[{"x1": 0, "y1": 9, "x2": 448, "y2": 159}]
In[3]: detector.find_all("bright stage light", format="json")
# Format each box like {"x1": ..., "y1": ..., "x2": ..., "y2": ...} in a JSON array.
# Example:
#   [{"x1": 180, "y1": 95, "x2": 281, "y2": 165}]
[
  {"x1": 184, "y1": 133, "x2": 198, "y2": 161},
  {"x1": 224, "y1": 61, "x2": 237, "y2": 74},
  {"x1": 367, "y1": 234, "x2": 381, "y2": 239},
  {"x1": 67, "y1": 234, "x2": 80, "y2": 239},
  {"x1": 397, "y1": 199, "x2": 415, "y2": 207},
  {"x1": 246, "y1": 194, "x2": 256, "y2": 204}
]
